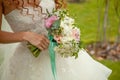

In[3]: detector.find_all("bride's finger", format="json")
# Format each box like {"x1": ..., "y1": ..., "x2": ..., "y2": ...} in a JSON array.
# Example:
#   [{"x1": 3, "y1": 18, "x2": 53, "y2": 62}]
[
  {"x1": 42, "y1": 35, "x2": 50, "y2": 43},
  {"x1": 41, "y1": 36, "x2": 50, "y2": 46},
  {"x1": 45, "y1": 38, "x2": 50, "y2": 44},
  {"x1": 41, "y1": 43, "x2": 48, "y2": 50},
  {"x1": 39, "y1": 41, "x2": 48, "y2": 50},
  {"x1": 35, "y1": 39, "x2": 47, "y2": 50},
  {"x1": 42, "y1": 41, "x2": 49, "y2": 49},
  {"x1": 40, "y1": 39, "x2": 49, "y2": 49},
  {"x1": 38, "y1": 46, "x2": 44, "y2": 51},
  {"x1": 35, "y1": 42, "x2": 44, "y2": 50}
]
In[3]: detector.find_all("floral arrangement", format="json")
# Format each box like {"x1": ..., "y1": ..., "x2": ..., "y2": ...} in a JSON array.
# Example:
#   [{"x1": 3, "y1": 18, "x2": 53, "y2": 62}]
[
  {"x1": 45, "y1": 9, "x2": 81, "y2": 58},
  {"x1": 27, "y1": 9, "x2": 81, "y2": 79},
  {"x1": 28, "y1": 9, "x2": 81, "y2": 58}
]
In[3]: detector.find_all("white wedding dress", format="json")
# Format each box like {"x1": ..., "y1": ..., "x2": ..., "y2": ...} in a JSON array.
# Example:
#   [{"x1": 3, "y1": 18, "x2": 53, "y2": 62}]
[{"x1": 0, "y1": 0, "x2": 112, "y2": 80}]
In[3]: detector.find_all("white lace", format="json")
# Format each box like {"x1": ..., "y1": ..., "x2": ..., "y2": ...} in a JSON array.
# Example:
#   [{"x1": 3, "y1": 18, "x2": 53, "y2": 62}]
[{"x1": 5, "y1": 0, "x2": 55, "y2": 35}]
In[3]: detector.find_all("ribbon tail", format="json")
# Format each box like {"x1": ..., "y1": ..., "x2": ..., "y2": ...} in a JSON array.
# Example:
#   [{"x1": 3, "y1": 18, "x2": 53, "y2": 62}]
[{"x1": 48, "y1": 41, "x2": 57, "y2": 80}]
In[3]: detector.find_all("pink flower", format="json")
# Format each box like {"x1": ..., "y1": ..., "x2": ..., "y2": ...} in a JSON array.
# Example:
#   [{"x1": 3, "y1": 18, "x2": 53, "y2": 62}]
[
  {"x1": 54, "y1": 35, "x2": 62, "y2": 43},
  {"x1": 45, "y1": 16, "x2": 58, "y2": 28},
  {"x1": 72, "y1": 29, "x2": 80, "y2": 42}
]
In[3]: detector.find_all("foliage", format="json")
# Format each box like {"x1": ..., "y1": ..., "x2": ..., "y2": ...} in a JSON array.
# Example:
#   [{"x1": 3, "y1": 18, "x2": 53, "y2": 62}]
[
  {"x1": 67, "y1": 0, "x2": 120, "y2": 80},
  {"x1": 67, "y1": 0, "x2": 119, "y2": 44}
]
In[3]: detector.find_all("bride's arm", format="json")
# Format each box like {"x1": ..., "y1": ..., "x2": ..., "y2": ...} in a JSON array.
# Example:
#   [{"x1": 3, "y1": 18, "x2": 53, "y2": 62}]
[
  {"x1": 0, "y1": 2, "x2": 49, "y2": 50},
  {"x1": 0, "y1": 2, "x2": 26, "y2": 43}
]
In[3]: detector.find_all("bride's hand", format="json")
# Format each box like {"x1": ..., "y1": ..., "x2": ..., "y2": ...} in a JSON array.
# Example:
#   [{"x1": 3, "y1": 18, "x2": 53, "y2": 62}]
[{"x1": 23, "y1": 32, "x2": 49, "y2": 51}]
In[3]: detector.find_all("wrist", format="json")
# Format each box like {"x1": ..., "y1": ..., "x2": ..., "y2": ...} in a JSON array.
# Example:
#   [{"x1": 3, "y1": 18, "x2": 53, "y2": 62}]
[{"x1": 22, "y1": 31, "x2": 31, "y2": 42}]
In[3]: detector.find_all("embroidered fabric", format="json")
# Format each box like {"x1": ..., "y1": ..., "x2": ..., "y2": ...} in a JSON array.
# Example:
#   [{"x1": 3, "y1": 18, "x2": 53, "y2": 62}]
[{"x1": 5, "y1": 0, "x2": 55, "y2": 35}]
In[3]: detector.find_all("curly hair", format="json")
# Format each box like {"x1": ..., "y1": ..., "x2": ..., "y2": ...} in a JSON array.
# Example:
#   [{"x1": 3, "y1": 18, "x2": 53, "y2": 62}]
[
  {"x1": 55, "y1": 0, "x2": 67, "y2": 9},
  {"x1": 9, "y1": 0, "x2": 66, "y2": 20},
  {"x1": 14, "y1": 0, "x2": 66, "y2": 10}
]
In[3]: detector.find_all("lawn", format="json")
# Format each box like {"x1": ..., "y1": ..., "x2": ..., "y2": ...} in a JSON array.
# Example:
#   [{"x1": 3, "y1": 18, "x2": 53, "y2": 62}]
[
  {"x1": 67, "y1": 0, "x2": 120, "y2": 80},
  {"x1": 100, "y1": 60, "x2": 120, "y2": 80},
  {"x1": 67, "y1": 0, "x2": 119, "y2": 44}
]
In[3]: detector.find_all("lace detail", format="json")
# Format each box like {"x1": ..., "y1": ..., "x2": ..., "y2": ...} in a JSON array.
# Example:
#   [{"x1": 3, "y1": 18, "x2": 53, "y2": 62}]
[{"x1": 5, "y1": 0, "x2": 55, "y2": 35}]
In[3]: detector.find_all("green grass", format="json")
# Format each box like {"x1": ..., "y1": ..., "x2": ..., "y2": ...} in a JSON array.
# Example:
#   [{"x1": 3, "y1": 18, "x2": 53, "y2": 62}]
[
  {"x1": 100, "y1": 60, "x2": 120, "y2": 80},
  {"x1": 67, "y1": 0, "x2": 119, "y2": 44},
  {"x1": 67, "y1": 0, "x2": 120, "y2": 80}
]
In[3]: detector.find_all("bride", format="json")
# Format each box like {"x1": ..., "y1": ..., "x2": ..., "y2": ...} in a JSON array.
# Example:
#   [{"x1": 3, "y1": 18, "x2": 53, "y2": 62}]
[{"x1": 0, "y1": 0, "x2": 112, "y2": 80}]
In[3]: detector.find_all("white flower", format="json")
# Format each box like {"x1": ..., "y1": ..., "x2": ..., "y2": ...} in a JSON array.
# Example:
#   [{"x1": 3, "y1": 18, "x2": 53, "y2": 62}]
[
  {"x1": 60, "y1": 16, "x2": 75, "y2": 28},
  {"x1": 60, "y1": 20, "x2": 74, "y2": 37},
  {"x1": 50, "y1": 9, "x2": 81, "y2": 58},
  {"x1": 61, "y1": 37, "x2": 74, "y2": 43},
  {"x1": 64, "y1": 16, "x2": 75, "y2": 25},
  {"x1": 54, "y1": 41, "x2": 79, "y2": 58}
]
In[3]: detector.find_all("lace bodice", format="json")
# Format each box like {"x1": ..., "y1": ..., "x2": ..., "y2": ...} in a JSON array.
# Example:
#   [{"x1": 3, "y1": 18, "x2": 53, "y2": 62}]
[{"x1": 5, "y1": 0, "x2": 55, "y2": 36}]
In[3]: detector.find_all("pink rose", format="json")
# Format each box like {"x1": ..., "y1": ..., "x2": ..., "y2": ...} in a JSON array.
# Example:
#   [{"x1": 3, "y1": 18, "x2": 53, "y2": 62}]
[
  {"x1": 54, "y1": 35, "x2": 62, "y2": 43},
  {"x1": 45, "y1": 16, "x2": 58, "y2": 28},
  {"x1": 72, "y1": 29, "x2": 80, "y2": 42}
]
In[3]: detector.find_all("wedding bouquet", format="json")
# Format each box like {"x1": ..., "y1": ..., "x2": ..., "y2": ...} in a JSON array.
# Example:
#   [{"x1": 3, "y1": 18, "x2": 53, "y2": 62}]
[{"x1": 28, "y1": 9, "x2": 81, "y2": 58}]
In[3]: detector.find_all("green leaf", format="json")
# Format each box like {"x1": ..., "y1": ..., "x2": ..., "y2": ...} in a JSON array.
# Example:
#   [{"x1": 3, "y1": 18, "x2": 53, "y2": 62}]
[
  {"x1": 33, "y1": 49, "x2": 41, "y2": 57},
  {"x1": 27, "y1": 43, "x2": 41, "y2": 57},
  {"x1": 46, "y1": 9, "x2": 52, "y2": 17},
  {"x1": 27, "y1": 44, "x2": 37, "y2": 52},
  {"x1": 51, "y1": 20, "x2": 60, "y2": 30}
]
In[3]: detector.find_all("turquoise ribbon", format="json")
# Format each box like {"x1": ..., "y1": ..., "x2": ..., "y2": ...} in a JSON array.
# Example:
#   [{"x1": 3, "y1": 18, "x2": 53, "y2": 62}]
[{"x1": 48, "y1": 35, "x2": 58, "y2": 80}]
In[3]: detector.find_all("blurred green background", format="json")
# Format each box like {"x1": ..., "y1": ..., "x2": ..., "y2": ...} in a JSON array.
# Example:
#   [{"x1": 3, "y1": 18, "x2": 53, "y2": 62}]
[
  {"x1": 67, "y1": 0, "x2": 120, "y2": 80},
  {"x1": 68, "y1": 0, "x2": 119, "y2": 43}
]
